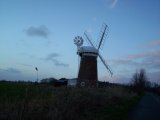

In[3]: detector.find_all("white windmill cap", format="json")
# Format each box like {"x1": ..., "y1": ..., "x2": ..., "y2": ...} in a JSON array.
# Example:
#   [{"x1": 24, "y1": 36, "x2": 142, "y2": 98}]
[{"x1": 78, "y1": 46, "x2": 98, "y2": 54}]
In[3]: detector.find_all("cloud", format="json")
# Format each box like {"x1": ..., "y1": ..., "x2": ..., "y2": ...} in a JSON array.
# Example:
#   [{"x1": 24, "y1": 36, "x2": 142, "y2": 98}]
[
  {"x1": 110, "y1": 50, "x2": 160, "y2": 82},
  {"x1": 111, "y1": 50, "x2": 160, "y2": 71},
  {"x1": 0, "y1": 67, "x2": 21, "y2": 80},
  {"x1": 45, "y1": 53, "x2": 60, "y2": 61},
  {"x1": 0, "y1": 67, "x2": 35, "y2": 81},
  {"x1": 0, "y1": 68, "x2": 21, "y2": 74},
  {"x1": 148, "y1": 71, "x2": 160, "y2": 84},
  {"x1": 145, "y1": 40, "x2": 160, "y2": 48},
  {"x1": 51, "y1": 59, "x2": 69, "y2": 67},
  {"x1": 17, "y1": 63, "x2": 33, "y2": 67},
  {"x1": 110, "y1": 0, "x2": 118, "y2": 8},
  {"x1": 24, "y1": 25, "x2": 49, "y2": 38},
  {"x1": 45, "y1": 53, "x2": 69, "y2": 67},
  {"x1": 110, "y1": 59, "x2": 138, "y2": 67},
  {"x1": 104, "y1": 38, "x2": 160, "y2": 84},
  {"x1": 126, "y1": 53, "x2": 147, "y2": 60},
  {"x1": 106, "y1": 47, "x2": 160, "y2": 84},
  {"x1": 140, "y1": 51, "x2": 160, "y2": 70}
]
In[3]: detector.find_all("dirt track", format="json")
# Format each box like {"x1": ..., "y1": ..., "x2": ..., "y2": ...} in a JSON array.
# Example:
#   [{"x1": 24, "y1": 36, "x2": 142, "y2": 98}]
[{"x1": 129, "y1": 92, "x2": 160, "y2": 120}]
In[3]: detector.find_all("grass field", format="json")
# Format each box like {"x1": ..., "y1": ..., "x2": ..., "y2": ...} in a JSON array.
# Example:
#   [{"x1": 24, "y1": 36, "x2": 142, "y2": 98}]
[{"x1": 0, "y1": 82, "x2": 141, "y2": 120}]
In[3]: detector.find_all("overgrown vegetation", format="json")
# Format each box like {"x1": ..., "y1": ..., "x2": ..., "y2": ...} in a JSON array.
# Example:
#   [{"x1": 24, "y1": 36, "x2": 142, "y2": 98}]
[
  {"x1": 130, "y1": 68, "x2": 160, "y2": 96},
  {"x1": 0, "y1": 82, "x2": 139, "y2": 120},
  {"x1": 130, "y1": 69, "x2": 150, "y2": 94},
  {"x1": 0, "y1": 68, "x2": 159, "y2": 120},
  {"x1": 152, "y1": 83, "x2": 160, "y2": 95}
]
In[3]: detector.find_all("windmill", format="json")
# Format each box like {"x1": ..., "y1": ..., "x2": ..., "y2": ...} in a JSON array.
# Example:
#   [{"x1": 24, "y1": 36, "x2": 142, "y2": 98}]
[{"x1": 74, "y1": 24, "x2": 113, "y2": 87}]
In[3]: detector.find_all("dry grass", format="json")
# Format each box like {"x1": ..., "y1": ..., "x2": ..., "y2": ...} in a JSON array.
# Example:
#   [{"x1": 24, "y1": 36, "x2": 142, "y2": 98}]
[{"x1": 0, "y1": 83, "x2": 139, "y2": 120}]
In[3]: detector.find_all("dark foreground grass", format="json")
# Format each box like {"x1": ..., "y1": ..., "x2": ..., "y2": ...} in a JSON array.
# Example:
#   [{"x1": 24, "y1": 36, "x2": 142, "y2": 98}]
[
  {"x1": 86, "y1": 95, "x2": 141, "y2": 120},
  {"x1": 0, "y1": 82, "x2": 140, "y2": 120}
]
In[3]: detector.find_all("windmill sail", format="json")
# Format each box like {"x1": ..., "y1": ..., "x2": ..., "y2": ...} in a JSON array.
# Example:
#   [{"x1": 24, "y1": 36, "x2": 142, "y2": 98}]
[
  {"x1": 84, "y1": 32, "x2": 96, "y2": 48},
  {"x1": 97, "y1": 24, "x2": 108, "y2": 50},
  {"x1": 98, "y1": 54, "x2": 113, "y2": 76},
  {"x1": 84, "y1": 26, "x2": 113, "y2": 76},
  {"x1": 98, "y1": 24, "x2": 108, "y2": 50}
]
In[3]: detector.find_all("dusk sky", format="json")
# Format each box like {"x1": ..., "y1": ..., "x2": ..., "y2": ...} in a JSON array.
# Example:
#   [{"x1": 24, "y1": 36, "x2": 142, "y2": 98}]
[{"x1": 0, "y1": 0, "x2": 160, "y2": 84}]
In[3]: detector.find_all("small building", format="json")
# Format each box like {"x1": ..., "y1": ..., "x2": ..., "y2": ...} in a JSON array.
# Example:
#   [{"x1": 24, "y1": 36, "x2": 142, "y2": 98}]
[{"x1": 67, "y1": 78, "x2": 77, "y2": 87}]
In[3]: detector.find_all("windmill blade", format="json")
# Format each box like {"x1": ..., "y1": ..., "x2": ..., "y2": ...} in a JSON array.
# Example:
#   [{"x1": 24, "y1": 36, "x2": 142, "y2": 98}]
[
  {"x1": 97, "y1": 24, "x2": 108, "y2": 51},
  {"x1": 98, "y1": 53, "x2": 113, "y2": 76},
  {"x1": 84, "y1": 32, "x2": 96, "y2": 49}
]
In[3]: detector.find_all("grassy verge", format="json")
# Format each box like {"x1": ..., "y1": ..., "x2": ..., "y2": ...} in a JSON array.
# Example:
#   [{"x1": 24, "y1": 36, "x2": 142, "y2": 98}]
[
  {"x1": 86, "y1": 95, "x2": 141, "y2": 120},
  {"x1": 0, "y1": 83, "x2": 141, "y2": 120}
]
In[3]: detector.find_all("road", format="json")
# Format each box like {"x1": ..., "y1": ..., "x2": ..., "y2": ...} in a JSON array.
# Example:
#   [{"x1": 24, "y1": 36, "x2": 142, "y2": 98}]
[{"x1": 129, "y1": 92, "x2": 160, "y2": 120}]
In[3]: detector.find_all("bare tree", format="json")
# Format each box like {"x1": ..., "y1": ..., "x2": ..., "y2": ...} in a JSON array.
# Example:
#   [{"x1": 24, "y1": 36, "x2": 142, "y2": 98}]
[{"x1": 131, "y1": 69, "x2": 149, "y2": 94}]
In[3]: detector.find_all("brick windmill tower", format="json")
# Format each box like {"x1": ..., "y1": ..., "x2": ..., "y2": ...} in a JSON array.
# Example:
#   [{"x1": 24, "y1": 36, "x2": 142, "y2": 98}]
[{"x1": 74, "y1": 24, "x2": 113, "y2": 87}]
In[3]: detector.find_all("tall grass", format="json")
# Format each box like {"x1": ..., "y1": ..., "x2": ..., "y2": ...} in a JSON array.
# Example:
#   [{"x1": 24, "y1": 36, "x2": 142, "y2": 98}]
[{"x1": 0, "y1": 83, "x2": 138, "y2": 120}]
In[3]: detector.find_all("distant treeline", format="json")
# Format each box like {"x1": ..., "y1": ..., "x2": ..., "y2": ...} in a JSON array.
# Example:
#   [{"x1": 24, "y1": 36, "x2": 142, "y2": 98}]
[{"x1": 0, "y1": 69, "x2": 160, "y2": 95}]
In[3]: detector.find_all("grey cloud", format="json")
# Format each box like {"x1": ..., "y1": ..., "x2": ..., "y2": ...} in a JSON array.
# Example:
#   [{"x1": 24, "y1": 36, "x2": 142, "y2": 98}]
[
  {"x1": 104, "y1": 50, "x2": 160, "y2": 84},
  {"x1": 126, "y1": 50, "x2": 160, "y2": 60},
  {"x1": 111, "y1": 50, "x2": 160, "y2": 70},
  {"x1": 110, "y1": 59, "x2": 138, "y2": 66},
  {"x1": 52, "y1": 59, "x2": 69, "y2": 67},
  {"x1": 4, "y1": 68, "x2": 21, "y2": 74},
  {"x1": 0, "y1": 67, "x2": 35, "y2": 81},
  {"x1": 148, "y1": 71, "x2": 160, "y2": 84},
  {"x1": 0, "y1": 67, "x2": 21, "y2": 80},
  {"x1": 45, "y1": 53, "x2": 60, "y2": 61},
  {"x1": 141, "y1": 50, "x2": 160, "y2": 70},
  {"x1": 145, "y1": 40, "x2": 160, "y2": 48},
  {"x1": 24, "y1": 25, "x2": 49, "y2": 38},
  {"x1": 126, "y1": 53, "x2": 147, "y2": 60},
  {"x1": 18, "y1": 63, "x2": 33, "y2": 67},
  {"x1": 45, "y1": 53, "x2": 69, "y2": 67}
]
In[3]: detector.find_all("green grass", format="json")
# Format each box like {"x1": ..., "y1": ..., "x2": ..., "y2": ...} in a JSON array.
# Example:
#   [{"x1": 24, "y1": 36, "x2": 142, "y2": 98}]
[{"x1": 0, "y1": 82, "x2": 141, "y2": 120}]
